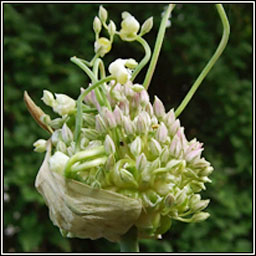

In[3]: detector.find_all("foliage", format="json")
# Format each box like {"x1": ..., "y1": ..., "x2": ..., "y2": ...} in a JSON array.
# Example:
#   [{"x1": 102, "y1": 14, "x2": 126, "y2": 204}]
[{"x1": 3, "y1": 3, "x2": 252, "y2": 253}]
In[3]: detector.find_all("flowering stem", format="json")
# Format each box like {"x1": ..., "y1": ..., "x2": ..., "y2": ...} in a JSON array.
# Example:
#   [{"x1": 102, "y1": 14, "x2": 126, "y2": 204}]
[
  {"x1": 175, "y1": 4, "x2": 230, "y2": 117},
  {"x1": 131, "y1": 37, "x2": 151, "y2": 82},
  {"x1": 70, "y1": 56, "x2": 97, "y2": 83},
  {"x1": 143, "y1": 4, "x2": 176, "y2": 90},
  {"x1": 74, "y1": 76, "x2": 116, "y2": 146},
  {"x1": 119, "y1": 226, "x2": 139, "y2": 252}
]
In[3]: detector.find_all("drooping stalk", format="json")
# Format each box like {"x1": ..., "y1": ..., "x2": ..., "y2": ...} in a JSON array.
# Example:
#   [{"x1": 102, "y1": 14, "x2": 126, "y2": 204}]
[
  {"x1": 175, "y1": 4, "x2": 230, "y2": 117},
  {"x1": 119, "y1": 226, "x2": 139, "y2": 252},
  {"x1": 131, "y1": 37, "x2": 151, "y2": 82},
  {"x1": 143, "y1": 4, "x2": 176, "y2": 90}
]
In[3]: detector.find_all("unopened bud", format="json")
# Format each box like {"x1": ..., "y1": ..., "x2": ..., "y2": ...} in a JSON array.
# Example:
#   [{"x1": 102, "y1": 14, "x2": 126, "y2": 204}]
[
  {"x1": 125, "y1": 59, "x2": 138, "y2": 69},
  {"x1": 81, "y1": 128, "x2": 99, "y2": 140},
  {"x1": 153, "y1": 96, "x2": 165, "y2": 119},
  {"x1": 130, "y1": 137, "x2": 142, "y2": 157},
  {"x1": 94, "y1": 37, "x2": 112, "y2": 57},
  {"x1": 61, "y1": 123, "x2": 73, "y2": 144},
  {"x1": 191, "y1": 212, "x2": 210, "y2": 222},
  {"x1": 108, "y1": 20, "x2": 116, "y2": 36},
  {"x1": 49, "y1": 151, "x2": 69, "y2": 174},
  {"x1": 136, "y1": 153, "x2": 147, "y2": 171},
  {"x1": 101, "y1": 107, "x2": 116, "y2": 128},
  {"x1": 99, "y1": 5, "x2": 108, "y2": 23},
  {"x1": 33, "y1": 139, "x2": 47, "y2": 153},
  {"x1": 155, "y1": 122, "x2": 168, "y2": 143},
  {"x1": 140, "y1": 17, "x2": 153, "y2": 35},
  {"x1": 123, "y1": 116, "x2": 134, "y2": 135},
  {"x1": 149, "y1": 138, "x2": 162, "y2": 157},
  {"x1": 95, "y1": 114, "x2": 107, "y2": 133},
  {"x1": 41, "y1": 90, "x2": 55, "y2": 107},
  {"x1": 93, "y1": 16, "x2": 102, "y2": 34},
  {"x1": 104, "y1": 135, "x2": 116, "y2": 155},
  {"x1": 113, "y1": 106, "x2": 123, "y2": 125},
  {"x1": 56, "y1": 140, "x2": 67, "y2": 153},
  {"x1": 53, "y1": 94, "x2": 76, "y2": 116}
]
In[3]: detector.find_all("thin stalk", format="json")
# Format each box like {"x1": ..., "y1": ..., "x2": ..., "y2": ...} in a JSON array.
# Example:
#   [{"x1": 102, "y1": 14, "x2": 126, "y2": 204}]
[
  {"x1": 70, "y1": 56, "x2": 97, "y2": 83},
  {"x1": 131, "y1": 37, "x2": 151, "y2": 82},
  {"x1": 74, "y1": 76, "x2": 116, "y2": 146},
  {"x1": 119, "y1": 226, "x2": 139, "y2": 252},
  {"x1": 143, "y1": 4, "x2": 176, "y2": 90},
  {"x1": 175, "y1": 4, "x2": 230, "y2": 117}
]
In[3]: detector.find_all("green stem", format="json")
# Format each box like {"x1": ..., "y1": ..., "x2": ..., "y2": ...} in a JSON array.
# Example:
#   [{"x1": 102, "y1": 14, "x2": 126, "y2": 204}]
[
  {"x1": 119, "y1": 226, "x2": 139, "y2": 252},
  {"x1": 143, "y1": 4, "x2": 176, "y2": 90},
  {"x1": 93, "y1": 58, "x2": 111, "y2": 109},
  {"x1": 70, "y1": 56, "x2": 97, "y2": 83},
  {"x1": 175, "y1": 4, "x2": 230, "y2": 117},
  {"x1": 131, "y1": 37, "x2": 151, "y2": 82},
  {"x1": 74, "y1": 76, "x2": 116, "y2": 146}
]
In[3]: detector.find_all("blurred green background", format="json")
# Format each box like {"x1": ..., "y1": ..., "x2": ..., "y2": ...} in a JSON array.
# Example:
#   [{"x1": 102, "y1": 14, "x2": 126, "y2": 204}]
[{"x1": 3, "y1": 3, "x2": 253, "y2": 253}]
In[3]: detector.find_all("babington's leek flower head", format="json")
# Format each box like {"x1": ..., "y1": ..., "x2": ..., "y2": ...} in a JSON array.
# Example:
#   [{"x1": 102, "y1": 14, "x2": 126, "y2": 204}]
[{"x1": 24, "y1": 4, "x2": 230, "y2": 252}]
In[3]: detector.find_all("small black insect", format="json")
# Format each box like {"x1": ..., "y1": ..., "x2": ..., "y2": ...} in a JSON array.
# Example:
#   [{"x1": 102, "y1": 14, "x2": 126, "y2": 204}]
[{"x1": 119, "y1": 141, "x2": 124, "y2": 146}]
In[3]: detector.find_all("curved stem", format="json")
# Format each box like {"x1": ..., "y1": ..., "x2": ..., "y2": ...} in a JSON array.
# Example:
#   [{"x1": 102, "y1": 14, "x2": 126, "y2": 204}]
[
  {"x1": 175, "y1": 4, "x2": 230, "y2": 117},
  {"x1": 119, "y1": 226, "x2": 139, "y2": 252},
  {"x1": 70, "y1": 56, "x2": 97, "y2": 83},
  {"x1": 143, "y1": 4, "x2": 176, "y2": 90},
  {"x1": 131, "y1": 37, "x2": 151, "y2": 82},
  {"x1": 74, "y1": 76, "x2": 116, "y2": 145}
]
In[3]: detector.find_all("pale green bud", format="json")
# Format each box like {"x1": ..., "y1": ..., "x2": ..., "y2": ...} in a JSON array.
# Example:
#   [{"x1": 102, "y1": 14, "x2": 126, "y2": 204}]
[
  {"x1": 175, "y1": 188, "x2": 188, "y2": 206},
  {"x1": 99, "y1": 5, "x2": 108, "y2": 23},
  {"x1": 164, "y1": 194, "x2": 175, "y2": 207},
  {"x1": 93, "y1": 16, "x2": 102, "y2": 34},
  {"x1": 113, "y1": 106, "x2": 123, "y2": 126},
  {"x1": 51, "y1": 130, "x2": 61, "y2": 146},
  {"x1": 125, "y1": 59, "x2": 138, "y2": 69},
  {"x1": 130, "y1": 137, "x2": 142, "y2": 157},
  {"x1": 190, "y1": 199, "x2": 210, "y2": 212},
  {"x1": 61, "y1": 123, "x2": 73, "y2": 144},
  {"x1": 190, "y1": 181, "x2": 206, "y2": 192},
  {"x1": 111, "y1": 161, "x2": 138, "y2": 189},
  {"x1": 191, "y1": 212, "x2": 210, "y2": 222},
  {"x1": 53, "y1": 94, "x2": 76, "y2": 116},
  {"x1": 41, "y1": 90, "x2": 55, "y2": 107},
  {"x1": 50, "y1": 118, "x2": 64, "y2": 129},
  {"x1": 49, "y1": 151, "x2": 69, "y2": 174},
  {"x1": 95, "y1": 114, "x2": 107, "y2": 133},
  {"x1": 108, "y1": 20, "x2": 116, "y2": 36},
  {"x1": 149, "y1": 138, "x2": 162, "y2": 157},
  {"x1": 160, "y1": 146, "x2": 169, "y2": 164},
  {"x1": 131, "y1": 84, "x2": 144, "y2": 93},
  {"x1": 189, "y1": 194, "x2": 201, "y2": 208},
  {"x1": 56, "y1": 140, "x2": 67, "y2": 154},
  {"x1": 136, "y1": 153, "x2": 147, "y2": 171},
  {"x1": 82, "y1": 113, "x2": 96, "y2": 127},
  {"x1": 200, "y1": 166, "x2": 214, "y2": 176},
  {"x1": 80, "y1": 137, "x2": 89, "y2": 150},
  {"x1": 94, "y1": 37, "x2": 112, "y2": 57},
  {"x1": 104, "y1": 135, "x2": 116, "y2": 155},
  {"x1": 140, "y1": 17, "x2": 153, "y2": 35},
  {"x1": 81, "y1": 128, "x2": 99, "y2": 140},
  {"x1": 33, "y1": 139, "x2": 47, "y2": 153}
]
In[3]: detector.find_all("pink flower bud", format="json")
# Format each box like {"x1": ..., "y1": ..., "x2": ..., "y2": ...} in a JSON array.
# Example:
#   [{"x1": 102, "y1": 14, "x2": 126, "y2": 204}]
[
  {"x1": 104, "y1": 135, "x2": 116, "y2": 155},
  {"x1": 153, "y1": 96, "x2": 165, "y2": 118},
  {"x1": 113, "y1": 106, "x2": 123, "y2": 125},
  {"x1": 136, "y1": 153, "x2": 147, "y2": 171},
  {"x1": 101, "y1": 107, "x2": 116, "y2": 128},
  {"x1": 156, "y1": 122, "x2": 168, "y2": 143}
]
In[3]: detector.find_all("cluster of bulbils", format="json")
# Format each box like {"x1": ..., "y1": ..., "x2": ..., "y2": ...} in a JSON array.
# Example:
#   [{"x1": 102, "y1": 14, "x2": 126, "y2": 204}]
[{"x1": 33, "y1": 5, "x2": 213, "y2": 239}]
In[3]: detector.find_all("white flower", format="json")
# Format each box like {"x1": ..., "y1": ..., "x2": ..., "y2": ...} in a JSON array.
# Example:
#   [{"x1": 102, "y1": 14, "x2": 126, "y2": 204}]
[
  {"x1": 33, "y1": 139, "x2": 47, "y2": 153},
  {"x1": 120, "y1": 14, "x2": 140, "y2": 41},
  {"x1": 94, "y1": 37, "x2": 112, "y2": 57},
  {"x1": 41, "y1": 90, "x2": 55, "y2": 107},
  {"x1": 49, "y1": 151, "x2": 69, "y2": 174},
  {"x1": 53, "y1": 94, "x2": 76, "y2": 116},
  {"x1": 108, "y1": 58, "x2": 131, "y2": 84}
]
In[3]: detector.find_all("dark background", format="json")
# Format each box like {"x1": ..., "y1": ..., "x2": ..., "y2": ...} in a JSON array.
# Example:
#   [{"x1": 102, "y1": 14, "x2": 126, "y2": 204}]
[{"x1": 3, "y1": 3, "x2": 253, "y2": 253}]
